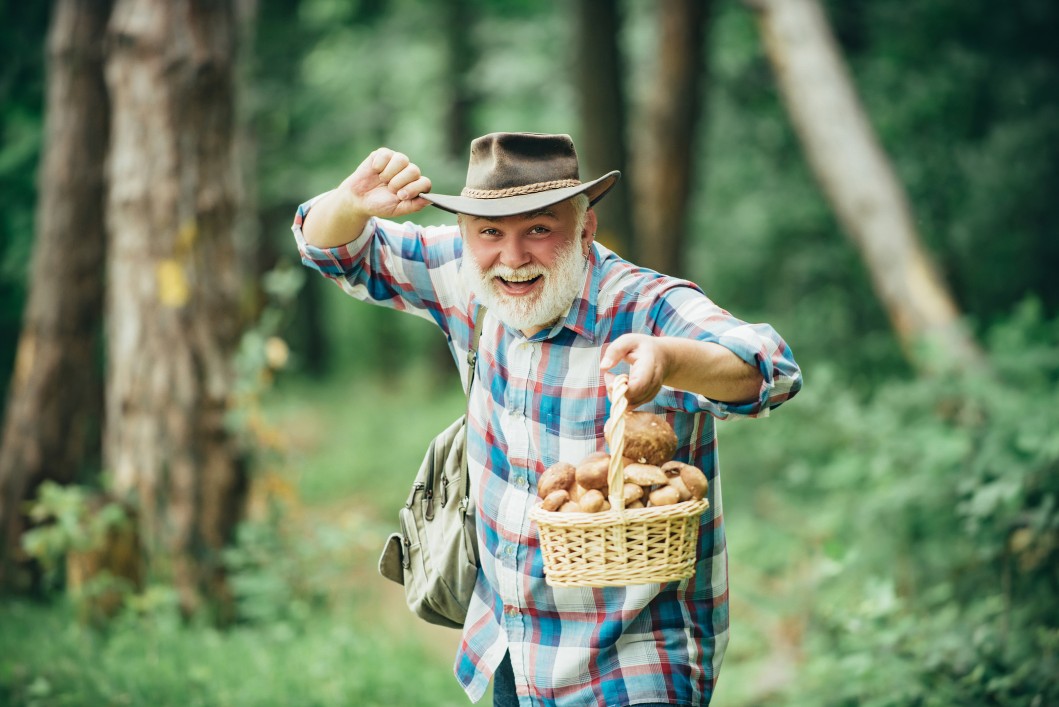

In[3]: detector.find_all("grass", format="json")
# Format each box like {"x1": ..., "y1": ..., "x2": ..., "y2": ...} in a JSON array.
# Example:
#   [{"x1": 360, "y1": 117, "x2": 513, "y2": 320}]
[{"x1": 0, "y1": 598, "x2": 468, "y2": 707}]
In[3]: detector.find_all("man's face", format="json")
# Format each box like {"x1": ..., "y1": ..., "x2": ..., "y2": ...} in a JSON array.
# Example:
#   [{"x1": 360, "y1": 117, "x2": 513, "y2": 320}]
[{"x1": 460, "y1": 198, "x2": 597, "y2": 336}]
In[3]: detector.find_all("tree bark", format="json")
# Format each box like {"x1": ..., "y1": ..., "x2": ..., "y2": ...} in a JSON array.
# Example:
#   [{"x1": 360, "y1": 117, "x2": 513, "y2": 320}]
[
  {"x1": 233, "y1": 0, "x2": 261, "y2": 318},
  {"x1": 574, "y1": 0, "x2": 634, "y2": 259},
  {"x1": 0, "y1": 0, "x2": 112, "y2": 591},
  {"x1": 104, "y1": 0, "x2": 247, "y2": 617},
  {"x1": 632, "y1": 0, "x2": 711, "y2": 277},
  {"x1": 751, "y1": 0, "x2": 984, "y2": 373}
]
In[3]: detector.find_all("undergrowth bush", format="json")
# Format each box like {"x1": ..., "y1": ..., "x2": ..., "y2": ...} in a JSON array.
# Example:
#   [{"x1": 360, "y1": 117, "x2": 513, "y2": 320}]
[
  {"x1": 224, "y1": 507, "x2": 338, "y2": 625},
  {"x1": 722, "y1": 299, "x2": 1059, "y2": 705}
]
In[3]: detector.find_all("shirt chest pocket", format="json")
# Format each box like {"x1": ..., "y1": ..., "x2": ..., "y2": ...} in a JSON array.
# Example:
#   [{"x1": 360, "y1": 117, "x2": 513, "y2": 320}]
[{"x1": 542, "y1": 396, "x2": 609, "y2": 441}]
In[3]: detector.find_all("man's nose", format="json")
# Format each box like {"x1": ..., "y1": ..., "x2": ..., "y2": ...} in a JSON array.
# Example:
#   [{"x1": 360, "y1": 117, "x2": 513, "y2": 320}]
[{"x1": 498, "y1": 237, "x2": 531, "y2": 269}]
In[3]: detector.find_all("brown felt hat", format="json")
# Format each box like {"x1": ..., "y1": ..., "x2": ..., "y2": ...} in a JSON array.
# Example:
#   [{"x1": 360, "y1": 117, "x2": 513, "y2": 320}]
[{"x1": 421, "y1": 132, "x2": 621, "y2": 218}]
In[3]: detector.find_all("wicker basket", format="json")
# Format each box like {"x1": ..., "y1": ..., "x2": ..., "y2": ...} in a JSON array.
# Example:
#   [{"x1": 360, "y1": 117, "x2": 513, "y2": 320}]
[{"x1": 529, "y1": 374, "x2": 709, "y2": 587}]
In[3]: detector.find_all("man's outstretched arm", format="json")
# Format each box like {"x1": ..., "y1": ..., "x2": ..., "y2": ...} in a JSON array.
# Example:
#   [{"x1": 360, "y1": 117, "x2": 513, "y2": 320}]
[{"x1": 601, "y1": 334, "x2": 764, "y2": 408}]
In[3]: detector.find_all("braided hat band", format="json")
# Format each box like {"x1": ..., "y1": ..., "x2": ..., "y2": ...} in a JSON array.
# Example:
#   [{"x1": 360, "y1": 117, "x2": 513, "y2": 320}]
[{"x1": 460, "y1": 179, "x2": 582, "y2": 200}]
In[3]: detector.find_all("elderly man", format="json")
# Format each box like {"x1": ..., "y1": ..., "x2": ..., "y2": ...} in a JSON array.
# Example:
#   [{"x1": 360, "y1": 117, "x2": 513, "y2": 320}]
[{"x1": 294, "y1": 132, "x2": 802, "y2": 706}]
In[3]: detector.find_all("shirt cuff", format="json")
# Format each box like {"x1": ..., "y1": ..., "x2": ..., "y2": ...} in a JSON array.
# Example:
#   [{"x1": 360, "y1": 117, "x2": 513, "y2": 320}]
[
  {"x1": 292, "y1": 194, "x2": 376, "y2": 278},
  {"x1": 711, "y1": 329, "x2": 777, "y2": 418}
]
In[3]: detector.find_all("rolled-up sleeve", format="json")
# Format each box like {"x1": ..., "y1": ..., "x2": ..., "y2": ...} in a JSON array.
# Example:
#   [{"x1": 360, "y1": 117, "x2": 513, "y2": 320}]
[{"x1": 651, "y1": 285, "x2": 802, "y2": 419}]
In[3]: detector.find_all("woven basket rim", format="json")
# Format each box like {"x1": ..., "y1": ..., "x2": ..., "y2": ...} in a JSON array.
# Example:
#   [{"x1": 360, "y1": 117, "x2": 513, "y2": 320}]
[{"x1": 529, "y1": 497, "x2": 708, "y2": 529}]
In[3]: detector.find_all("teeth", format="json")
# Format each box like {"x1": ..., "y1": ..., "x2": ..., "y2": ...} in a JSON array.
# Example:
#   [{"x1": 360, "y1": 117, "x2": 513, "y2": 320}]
[{"x1": 501, "y1": 274, "x2": 539, "y2": 283}]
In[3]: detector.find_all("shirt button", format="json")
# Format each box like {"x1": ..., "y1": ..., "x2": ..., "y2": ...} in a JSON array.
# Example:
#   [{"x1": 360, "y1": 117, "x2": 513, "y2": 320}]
[
  {"x1": 504, "y1": 605, "x2": 520, "y2": 617},
  {"x1": 514, "y1": 475, "x2": 527, "y2": 487},
  {"x1": 511, "y1": 410, "x2": 523, "y2": 419},
  {"x1": 504, "y1": 544, "x2": 515, "y2": 556}
]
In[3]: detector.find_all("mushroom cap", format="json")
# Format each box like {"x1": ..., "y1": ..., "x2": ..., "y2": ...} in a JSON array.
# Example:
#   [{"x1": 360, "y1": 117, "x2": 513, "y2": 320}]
[{"x1": 606, "y1": 411, "x2": 677, "y2": 466}]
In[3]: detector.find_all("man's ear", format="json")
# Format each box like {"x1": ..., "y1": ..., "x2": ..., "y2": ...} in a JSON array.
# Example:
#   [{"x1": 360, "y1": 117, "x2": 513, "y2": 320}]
[{"x1": 582, "y1": 208, "x2": 598, "y2": 251}]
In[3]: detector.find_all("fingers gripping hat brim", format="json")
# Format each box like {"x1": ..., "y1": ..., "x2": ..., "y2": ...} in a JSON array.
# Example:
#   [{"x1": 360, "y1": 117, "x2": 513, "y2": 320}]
[{"x1": 421, "y1": 171, "x2": 621, "y2": 218}]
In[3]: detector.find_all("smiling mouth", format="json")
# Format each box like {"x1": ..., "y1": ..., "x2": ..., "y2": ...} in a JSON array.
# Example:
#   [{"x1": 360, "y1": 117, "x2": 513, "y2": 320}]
[{"x1": 496, "y1": 274, "x2": 542, "y2": 295}]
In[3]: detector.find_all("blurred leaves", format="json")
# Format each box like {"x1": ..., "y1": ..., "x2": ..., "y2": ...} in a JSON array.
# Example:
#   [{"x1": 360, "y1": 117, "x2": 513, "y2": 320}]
[
  {"x1": 721, "y1": 298, "x2": 1059, "y2": 704},
  {"x1": 21, "y1": 482, "x2": 131, "y2": 587}
]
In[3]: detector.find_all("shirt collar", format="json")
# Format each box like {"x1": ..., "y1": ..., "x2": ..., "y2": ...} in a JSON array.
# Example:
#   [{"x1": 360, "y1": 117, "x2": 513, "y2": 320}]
[{"x1": 535, "y1": 244, "x2": 600, "y2": 344}]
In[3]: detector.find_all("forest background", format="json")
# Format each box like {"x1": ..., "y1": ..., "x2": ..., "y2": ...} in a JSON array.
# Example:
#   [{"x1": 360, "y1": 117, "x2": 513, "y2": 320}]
[{"x1": 0, "y1": 0, "x2": 1057, "y2": 705}]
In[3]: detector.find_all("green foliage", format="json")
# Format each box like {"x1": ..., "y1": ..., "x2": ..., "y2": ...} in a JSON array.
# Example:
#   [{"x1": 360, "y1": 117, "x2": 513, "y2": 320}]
[
  {"x1": 717, "y1": 299, "x2": 1059, "y2": 705},
  {"x1": 229, "y1": 262, "x2": 305, "y2": 447},
  {"x1": 20, "y1": 482, "x2": 131, "y2": 588},
  {"x1": 253, "y1": 0, "x2": 491, "y2": 213},
  {"x1": 7, "y1": 0, "x2": 1058, "y2": 391},
  {"x1": 695, "y1": 2, "x2": 910, "y2": 384},
  {"x1": 223, "y1": 503, "x2": 357, "y2": 626},
  {"x1": 840, "y1": 0, "x2": 1059, "y2": 326}
]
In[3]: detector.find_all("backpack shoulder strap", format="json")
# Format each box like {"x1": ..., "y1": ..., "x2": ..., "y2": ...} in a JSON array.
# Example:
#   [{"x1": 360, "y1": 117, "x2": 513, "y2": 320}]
[
  {"x1": 465, "y1": 305, "x2": 487, "y2": 397},
  {"x1": 459, "y1": 305, "x2": 488, "y2": 502}
]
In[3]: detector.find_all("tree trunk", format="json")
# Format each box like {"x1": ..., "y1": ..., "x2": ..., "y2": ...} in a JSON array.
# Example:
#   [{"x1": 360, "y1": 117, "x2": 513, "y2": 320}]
[
  {"x1": 104, "y1": 0, "x2": 247, "y2": 617},
  {"x1": 574, "y1": 0, "x2": 634, "y2": 259},
  {"x1": 442, "y1": 0, "x2": 477, "y2": 162},
  {"x1": 632, "y1": 0, "x2": 711, "y2": 277},
  {"x1": 751, "y1": 0, "x2": 985, "y2": 373},
  {"x1": 0, "y1": 0, "x2": 112, "y2": 592},
  {"x1": 233, "y1": 0, "x2": 261, "y2": 319}
]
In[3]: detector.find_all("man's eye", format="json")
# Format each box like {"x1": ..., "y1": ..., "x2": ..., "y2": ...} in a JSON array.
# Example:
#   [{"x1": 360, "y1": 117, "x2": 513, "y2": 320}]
[
  {"x1": 529, "y1": 226, "x2": 551, "y2": 235},
  {"x1": 481, "y1": 228, "x2": 500, "y2": 237}
]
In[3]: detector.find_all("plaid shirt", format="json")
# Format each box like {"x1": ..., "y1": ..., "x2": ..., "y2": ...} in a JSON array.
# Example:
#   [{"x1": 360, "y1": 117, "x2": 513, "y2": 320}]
[{"x1": 294, "y1": 198, "x2": 801, "y2": 706}]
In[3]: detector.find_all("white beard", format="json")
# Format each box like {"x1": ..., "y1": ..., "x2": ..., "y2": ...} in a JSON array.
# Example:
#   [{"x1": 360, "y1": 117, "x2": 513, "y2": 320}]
[{"x1": 462, "y1": 237, "x2": 589, "y2": 333}]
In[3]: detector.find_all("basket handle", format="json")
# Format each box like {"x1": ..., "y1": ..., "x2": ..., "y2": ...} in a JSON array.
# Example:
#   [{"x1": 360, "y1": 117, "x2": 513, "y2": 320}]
[{"x1": 606, "y1": 374, "x2": 630, "y2": 513}]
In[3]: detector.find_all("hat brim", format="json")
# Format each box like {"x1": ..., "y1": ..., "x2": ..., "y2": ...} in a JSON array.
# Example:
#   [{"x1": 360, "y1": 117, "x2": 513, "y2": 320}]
[{"x1": 421, "y1": 171, "x2": 621, "y2": 218}]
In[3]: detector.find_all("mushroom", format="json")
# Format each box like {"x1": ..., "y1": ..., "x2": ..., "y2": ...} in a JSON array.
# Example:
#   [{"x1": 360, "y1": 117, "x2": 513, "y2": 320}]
[
  {"x1": 648, "y1": 485, "x2": 681, "y2": 507},
  {"x1": 661, "y1": 461, "x2": 708, "y2": 501},
  {"x1": 540, "y1": 489, "x2": 570, "y2": 511},
  {"x1": 579, "y1": 489, "x2": 607, "y2": 513},
  {"x1": 575, "y1": 452, "x2": 610, "y2": 491},
  {"x1": 606, "y1": 412, "x2": 678, "y2": 466},
  {"x1": 623, "y1": 463, "x2": 668, "y2": 488},
  {"x1": 538, "y1": 462, "x2": 576, "y2": 498}
]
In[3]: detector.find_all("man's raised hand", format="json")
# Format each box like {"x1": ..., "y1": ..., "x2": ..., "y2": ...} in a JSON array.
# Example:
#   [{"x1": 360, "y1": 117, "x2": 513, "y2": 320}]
[
  {"x1": 339, "y1": 147, "x2": 433, "y2": 220},
  {"x1": 301, "y1": 148, "x2": 433, "y2": 248}
]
